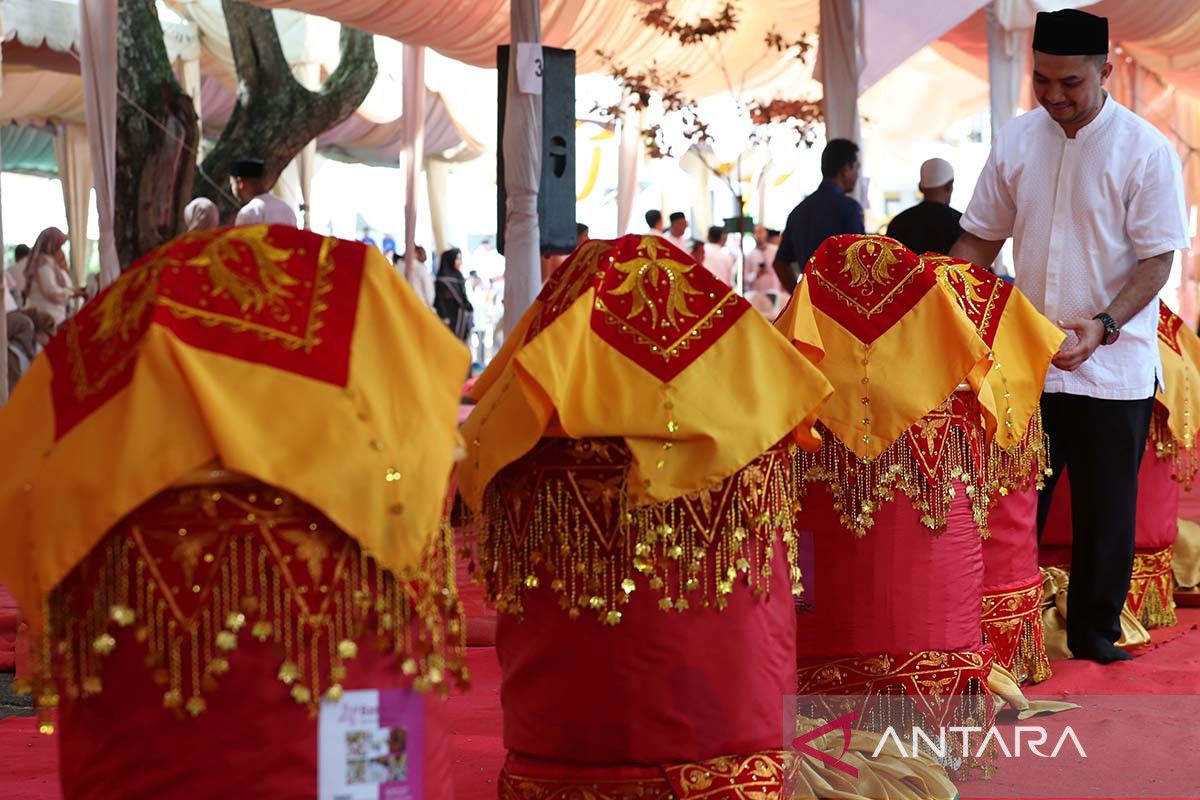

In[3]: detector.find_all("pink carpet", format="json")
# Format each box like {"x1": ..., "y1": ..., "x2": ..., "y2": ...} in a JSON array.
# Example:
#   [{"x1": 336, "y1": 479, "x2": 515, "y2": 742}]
[{"x1": 4, "y1": 612, "x2": 1200, "y2": 799}]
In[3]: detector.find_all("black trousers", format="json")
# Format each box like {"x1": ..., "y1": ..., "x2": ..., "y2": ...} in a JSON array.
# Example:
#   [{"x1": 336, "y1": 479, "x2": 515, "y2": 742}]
[{"x1": 1037, "y1": 392, "x2": 1155, "y2": 651}]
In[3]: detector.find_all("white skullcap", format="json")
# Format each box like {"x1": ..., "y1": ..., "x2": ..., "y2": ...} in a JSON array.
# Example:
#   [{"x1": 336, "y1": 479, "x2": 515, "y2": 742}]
[{"x1": 919, "y1": 158, "x2": 954, "y2": 189}]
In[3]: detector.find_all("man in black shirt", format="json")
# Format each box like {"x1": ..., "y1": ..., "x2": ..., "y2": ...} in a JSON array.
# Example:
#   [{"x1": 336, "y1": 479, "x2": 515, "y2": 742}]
[
  {"x1": 885, "y1": 158, "x2": 963, "y2": 256},
  {"x1": 773, "y1": 139, "x2": 865, "y2": 292}
]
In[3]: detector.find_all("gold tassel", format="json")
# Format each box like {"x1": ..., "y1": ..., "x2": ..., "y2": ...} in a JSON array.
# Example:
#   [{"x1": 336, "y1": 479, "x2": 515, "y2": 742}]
[
  {"x1": 477, "y1": 439, "x2": 804, "y2": 623},
  {"x1": 22, "y1": 482, "x2": 466, "y2": 725}
]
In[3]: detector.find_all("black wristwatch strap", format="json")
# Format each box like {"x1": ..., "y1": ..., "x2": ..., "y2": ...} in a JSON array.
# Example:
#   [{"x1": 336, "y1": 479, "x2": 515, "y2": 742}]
[{"x1": 1093, "y1": 312, "x2": 1120, "y2": 345}]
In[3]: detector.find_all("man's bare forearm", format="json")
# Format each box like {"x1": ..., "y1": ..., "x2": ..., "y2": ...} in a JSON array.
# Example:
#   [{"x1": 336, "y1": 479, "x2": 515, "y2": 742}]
[
  {"x1": 1104, "y1": 251, "x2": 1174, "y2": 326},
  {"x1": 948, "y1": 232, "x2": 1004, "y2": 270}
]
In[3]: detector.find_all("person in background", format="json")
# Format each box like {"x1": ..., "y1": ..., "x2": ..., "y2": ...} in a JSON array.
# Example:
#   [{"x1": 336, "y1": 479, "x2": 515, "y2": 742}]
[
  {"x1": 23, "y1": 227, "x2": 82, "y2": 326},
  {"x1": 703, "y1": 225, "x2": 735, "y2": 286},
  {"x1": 5, "y1": 244, "x2": 30, "y2": 310},
  {"x1": 229, "y1": 159, "x2": 298, "y2": 227},
  {"x1": 577, "y1": 223, "x2": 590, "y2": 246},
  {"x1": 744, "y1": 225, "x2": 770, "y2": 282},
  {"x1": 885, "y1": 158, "x2": 963, "y2": 255},
  {"x1": 773, "y1": 138, "x2": 865, "y2": 292},
  {"x1": 665, "y1": 212, "x2": 691, "y2": 251},
  {"x1": 951, "y1": 9, "x2": 1190, "y2": 663},
  {"x1": 400, "y1": 246, "x2": 435, "y2": 308},
  {"x1": 183, "y1": 197, "x2": 221, "y2": 232},
  {"x1": 646, "y1": 209, "x2": 665, "y2": 235},
  {"x1": 6, "y1": 308, "x2": 55, "y2": 390},
  {"x1": 434, "y1": 248, "x2": 474, "y2": 342},
  {"x1": 688, "y1": 239, "x2": 706, "y2": 264}
]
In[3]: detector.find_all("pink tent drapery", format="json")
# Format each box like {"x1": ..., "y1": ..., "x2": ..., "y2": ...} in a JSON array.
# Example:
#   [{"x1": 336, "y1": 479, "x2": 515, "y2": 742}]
[{"x1": 77, "y1": 0, "x2": 118, "y2": 284}]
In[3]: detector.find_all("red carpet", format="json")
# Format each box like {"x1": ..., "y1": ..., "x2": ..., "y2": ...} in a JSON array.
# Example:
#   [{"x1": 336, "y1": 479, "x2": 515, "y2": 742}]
[
  {"x1": 0, "y1": 582, "x2": 20, "y2": 671},
  {"x1": 4, "y1": 612, "x2": 1200, "y2": 798}
]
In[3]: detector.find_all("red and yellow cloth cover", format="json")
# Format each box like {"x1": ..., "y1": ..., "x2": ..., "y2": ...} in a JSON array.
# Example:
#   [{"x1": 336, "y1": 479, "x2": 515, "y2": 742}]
[
  {"x1": 0, "y1": 225, "x2": 469, "y2": 636},
  {"x1": 462, "y1": 235, "x2": 831, "y2": 621},
  {"x1": 775, "y1": 236, "x2": 1061, "y2": 534},
  {"x1": 1153, "y1": 301, "x2": 1200, "y2": 486},
  {"x1": 460, "y1": 234, "x2": 832, "y2": 510},
  {"x1": 928, "y1": 255, "x2": 1064, "y2": 497}
]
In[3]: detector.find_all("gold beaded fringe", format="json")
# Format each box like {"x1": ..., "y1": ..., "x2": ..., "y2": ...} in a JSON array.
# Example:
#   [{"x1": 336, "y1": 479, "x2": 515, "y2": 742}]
[
  {"x1": 21, "y1": 495, "x2": 465, "y2": 734},
  {"x1": 478, "y1": 442, "x2": 804, "y2": 624}
]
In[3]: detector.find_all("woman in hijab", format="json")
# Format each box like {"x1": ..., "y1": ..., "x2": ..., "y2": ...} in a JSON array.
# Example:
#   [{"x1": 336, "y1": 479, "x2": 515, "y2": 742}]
[
  {"x1": 23, "y1": 227, "x2": 80, "y2": 326},
  {"x1": 184, "y1": 197, "x2": 221, "y2": 232},
  {"x1": 433, "y1": 248, "x2": 473, "y2": 342}
]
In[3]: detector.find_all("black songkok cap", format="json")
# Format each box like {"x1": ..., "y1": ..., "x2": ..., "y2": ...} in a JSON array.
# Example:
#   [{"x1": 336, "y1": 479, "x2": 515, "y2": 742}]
[
  {"x1": 1033, "y1": 9, "x2": 1108, "y2": 56},
  {"x1": 230, "y1": 158, "x2": 266, "y2": 178}
]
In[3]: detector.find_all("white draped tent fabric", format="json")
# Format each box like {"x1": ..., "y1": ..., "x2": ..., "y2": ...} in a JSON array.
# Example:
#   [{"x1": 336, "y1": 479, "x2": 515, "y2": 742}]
[
  {"x1": 77, "y1": 0, "x2": 118, "y2": 284},
  {"x1": 402, "y1": 44, "x2": 426, "y2": 275},
  {"x1": 53, "y1": 121, "x2": 92, "y2": 282},
  {"x1": 615, "y1": 107, "x2": 640, "y2": 236},
  {"x1": 815, "y1": 0, "x2": 862, "y2": 145},
  {"x1": 501, "y1": 0, "x2": 541, "y2": 338}
]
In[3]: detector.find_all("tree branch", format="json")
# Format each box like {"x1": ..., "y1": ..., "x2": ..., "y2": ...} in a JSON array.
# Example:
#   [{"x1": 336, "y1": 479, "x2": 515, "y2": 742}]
[{"x1": 197, "y1": 1, "x2": 377, "y2": 221}]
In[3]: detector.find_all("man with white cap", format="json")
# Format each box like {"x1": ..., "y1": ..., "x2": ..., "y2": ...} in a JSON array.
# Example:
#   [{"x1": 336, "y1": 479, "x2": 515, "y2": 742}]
[{"x1": 885, "y1": 158, "x2": 962, "y2": 255}]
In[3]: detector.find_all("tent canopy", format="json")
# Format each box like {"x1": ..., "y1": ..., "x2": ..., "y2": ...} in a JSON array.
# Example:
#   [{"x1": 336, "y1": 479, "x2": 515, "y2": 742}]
[{"x1": 0, "y1": 0, "x2": 484, "y2": 167}]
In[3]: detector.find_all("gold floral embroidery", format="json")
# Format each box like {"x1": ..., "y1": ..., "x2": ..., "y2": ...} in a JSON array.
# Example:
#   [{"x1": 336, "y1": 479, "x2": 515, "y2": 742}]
[
  {"x1": 609, "y1": 236, "x2": 703, "y2": 329},
  {"x1": 840, "y1": 238, "x2": 904, "y2": 291}
]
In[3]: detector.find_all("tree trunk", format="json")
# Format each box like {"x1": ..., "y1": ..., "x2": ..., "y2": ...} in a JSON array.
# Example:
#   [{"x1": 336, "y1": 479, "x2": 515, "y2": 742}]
[
  {"x1": 196, "y1": 1, "x2": 377, "y2": 222},
  {"x1": 115, "y1": 0, "x2": 200, "y2": 268}
]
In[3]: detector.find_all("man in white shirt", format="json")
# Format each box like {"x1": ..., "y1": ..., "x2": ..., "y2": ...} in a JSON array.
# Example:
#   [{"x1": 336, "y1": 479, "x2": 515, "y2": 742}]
[
  {"x1": 664, "y1": 212, "x2": 691, "y2": 252},
  {"x1": 230, "y1": 159, "x2": 298, "y2": 227},
  {"x1": 399, "y1": 246, "x2": 435, "y2": 309},
  {"x1": 951, "y1": 9, "x2": 1190, "y2": 664},
  {"x1": 702, "y1": 225, "x2": 735, "y2": 286}
]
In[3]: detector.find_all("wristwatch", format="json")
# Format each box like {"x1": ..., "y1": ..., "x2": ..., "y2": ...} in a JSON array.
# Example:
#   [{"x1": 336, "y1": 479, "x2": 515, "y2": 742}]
[{"x1": 1093, "y1": 312, "x2": 1120, "y2": 345}]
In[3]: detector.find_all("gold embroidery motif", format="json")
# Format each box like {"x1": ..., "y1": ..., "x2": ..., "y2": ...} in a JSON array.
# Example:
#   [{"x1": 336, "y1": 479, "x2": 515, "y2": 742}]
[
  {"x1": 609, "y1": 237, "x2": 703, "y2": 329},
  {"x1": 812, "y1": 258, "x2": 925, "y2": 320},
  {"x1": 594, "y1": 292, "x2": 738, "y2": 365},
  {"x1": 840, "y1": 238, "x2": 904, "y2": 291}
]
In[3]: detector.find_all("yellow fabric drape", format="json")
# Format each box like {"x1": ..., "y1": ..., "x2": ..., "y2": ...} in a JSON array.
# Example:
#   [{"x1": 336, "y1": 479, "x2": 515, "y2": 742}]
[
  {"x1": 0, "y1": 227, "x2": 469, "y2": 632},
  {"x1": 1156, "y1": 302, "x2": 1200, "y2": 459},
  {"x1": 775, "y1": 236, "x2": 992, "y2": 459},
  {"x1": 459, "y1": 234, "x2": 832, "y2": 510},
  {"x1": 928, "y1": 255, "x2": 1064, "y2": 450}
]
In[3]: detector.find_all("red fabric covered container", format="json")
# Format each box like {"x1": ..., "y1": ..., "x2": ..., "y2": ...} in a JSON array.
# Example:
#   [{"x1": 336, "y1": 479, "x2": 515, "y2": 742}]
[
  {"x1": 795, "y1": 482, "x2": 984, "y2": 657},
  {"x1": 1040, "y1": 448, "x2": 1179, "y2": 628},
  {"x1": 482, "y1": 438, "x2": 800, "y2": 770},
  {"x1": 59, "y1": 626, "x2": 452, "y2": 800},
  {"x1": 981, "y1": 487, "x2": 1051, "y2": 683},
  {"x1": 498, "y1": 537, "x2": 795, "y2": 764},
  {"x1": 983, "y1": 487, "x2": 1040, "y2": 594},
  {"x1": 50, "y1": 477, "x2": 458, "y2": 800},
  {"x1": 1042, "y1": 448, "x2": 1180, "y2": 552}
]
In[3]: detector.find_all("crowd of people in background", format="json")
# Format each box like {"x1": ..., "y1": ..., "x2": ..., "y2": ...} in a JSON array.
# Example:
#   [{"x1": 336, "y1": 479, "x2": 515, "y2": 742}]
[{"x1": 2, "y1": 142, "x2": 977, "y2": 385}]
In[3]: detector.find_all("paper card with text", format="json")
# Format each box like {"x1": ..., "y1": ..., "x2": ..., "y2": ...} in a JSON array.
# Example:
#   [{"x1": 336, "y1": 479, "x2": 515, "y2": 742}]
[{"x1": 319, "y1": 689, "x2": 425, "y2": 800}]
